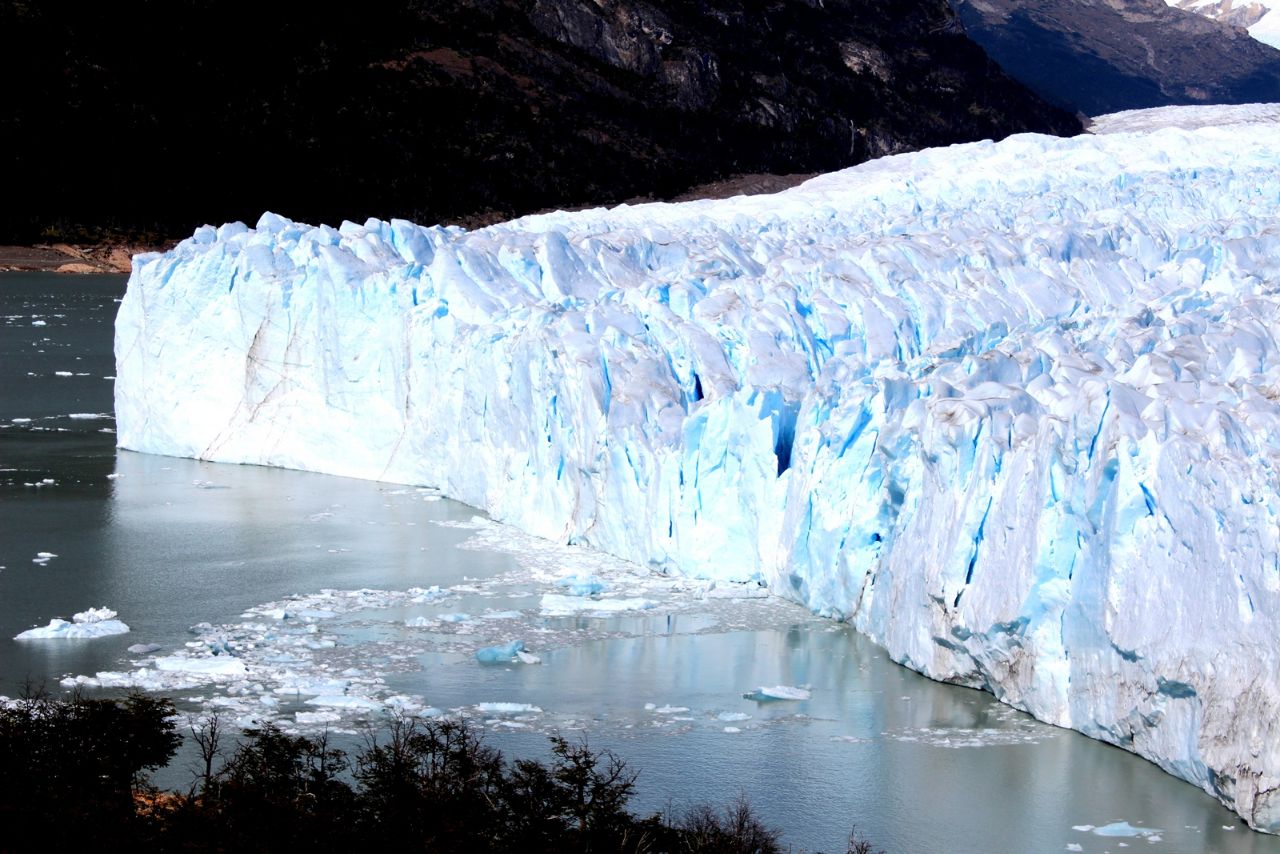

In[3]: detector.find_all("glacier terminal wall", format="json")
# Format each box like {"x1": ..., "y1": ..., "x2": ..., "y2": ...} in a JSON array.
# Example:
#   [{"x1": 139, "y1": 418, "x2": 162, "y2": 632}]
[{"x1": 116, "y1": 106, "x2": 1280, "y2": 830}]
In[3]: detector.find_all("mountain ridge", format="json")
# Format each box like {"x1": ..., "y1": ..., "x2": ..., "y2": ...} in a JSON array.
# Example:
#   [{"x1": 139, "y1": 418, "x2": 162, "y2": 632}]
[
  {"x1": 955, "y1": 0, "x2": 1280, "y2": 114},
  {"x1": 0, "y1": 0, "x2": 1078, "y2": 244}
]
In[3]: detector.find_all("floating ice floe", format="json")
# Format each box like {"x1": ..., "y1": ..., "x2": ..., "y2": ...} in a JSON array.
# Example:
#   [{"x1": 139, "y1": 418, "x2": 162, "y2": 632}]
[
  {"x1": 539, "y1": 594, "x2": 658, "y2": 615},
  {"x1": 15, "y1": 607, "x2": 130, "y2": 640},
  {"x1": 476, "y1": 702, "x2": 542, "y2": 714},
  {"x1": 152, "y1": 655, "x2": 249, "y2": 676},
  {"x1": 296, "y1": 710, "x2": 343, "y2": 725},
  {"x1": 742, "y1": 686, "x2": 811, "y2": 702},
  {"x1": 305, "y1": 694, "x2": 385, "y2": 711},
  {"x1": 1085, "y1": 822, "x2": 1162, "y2": 839},
  {"x1": 475, "y1": 640, "x2": 528, "y2": 664},
  {"x1": 554, "y1": 573, "x2": 609, "y2": 596}
]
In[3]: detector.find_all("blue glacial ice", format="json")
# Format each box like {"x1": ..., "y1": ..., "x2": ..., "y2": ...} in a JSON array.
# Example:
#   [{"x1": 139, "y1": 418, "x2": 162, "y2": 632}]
[
  {"x1": 475, "y1": 640, "x2": 527, "y2": 664},
  {"x1": 115, "y1": 104, "x2": 1280, "y2": 831}
]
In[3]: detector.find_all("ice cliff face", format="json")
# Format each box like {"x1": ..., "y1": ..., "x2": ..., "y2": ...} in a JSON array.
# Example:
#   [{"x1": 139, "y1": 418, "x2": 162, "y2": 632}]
[{"x1": 116, "y1": 104, "x2": 1280, "y2": 831}]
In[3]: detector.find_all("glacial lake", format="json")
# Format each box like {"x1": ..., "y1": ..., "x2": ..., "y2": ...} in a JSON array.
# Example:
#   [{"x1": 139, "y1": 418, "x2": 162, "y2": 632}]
[{"x1": 3, "y1": 270, "x2": 1278, "y2": 854}]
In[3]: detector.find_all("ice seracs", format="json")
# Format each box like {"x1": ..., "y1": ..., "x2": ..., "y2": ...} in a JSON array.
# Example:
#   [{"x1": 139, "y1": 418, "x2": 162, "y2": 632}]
[{"x1": 116, "y1": 104, "x2": 1280, "y2": 831}]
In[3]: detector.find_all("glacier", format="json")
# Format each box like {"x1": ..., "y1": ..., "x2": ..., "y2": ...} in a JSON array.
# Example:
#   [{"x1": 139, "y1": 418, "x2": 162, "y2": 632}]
[{"x1": 116, "y1": 104, "x2": 1280, "y2": 831}]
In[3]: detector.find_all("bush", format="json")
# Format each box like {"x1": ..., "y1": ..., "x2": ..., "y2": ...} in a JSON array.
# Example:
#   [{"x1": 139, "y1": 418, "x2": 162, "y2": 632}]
[
  {"x1": 356, "y1": 715, "x2": 506, "y2": 850},
  {"x1": 0, "y1": 696, "x2": 873, "y2": 854},
  {"x1": 0, "y1": 689, "x2": 179, "y2": 845},
  {"x1": 675, "y1": 796, "x2": 783, "y2": 854}
]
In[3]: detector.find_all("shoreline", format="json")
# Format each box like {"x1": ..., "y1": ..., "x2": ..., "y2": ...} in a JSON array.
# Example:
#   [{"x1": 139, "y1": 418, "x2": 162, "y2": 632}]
[
  {"x1": 0, "y1": 174, "x2": 814, "y2": 276},
  {"x1": 0, "y1": 242, "x2": 170, "y2": 275}
]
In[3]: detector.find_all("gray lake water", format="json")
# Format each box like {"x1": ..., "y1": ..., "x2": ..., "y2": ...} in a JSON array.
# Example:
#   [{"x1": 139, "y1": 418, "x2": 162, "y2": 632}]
[{"x1": 3, "y1": 271, "x2": 1277, "y2": 854}]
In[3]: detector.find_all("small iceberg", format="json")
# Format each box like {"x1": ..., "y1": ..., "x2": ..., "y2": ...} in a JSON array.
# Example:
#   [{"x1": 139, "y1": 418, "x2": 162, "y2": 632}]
[
  {"x1": 554, "y1": 573, "x2": 608, "y2": 596},
  {"x1": 475, "y1": 640, "x2": 529, "y2": 664},
  {"x1": 1088, "y1": 822, "x2": 1162, "y2": 839},
  {"x1": 15, "y1": 607, "x2": 130, "y2": 640},
  {"x1": 304, "y1": 693, "x2": 384, "y2": 711},
  {"x1": 476, "y1": 702, "x2": 542, "y2": 714},
  {"x1": 742, "y1": 685, "x2": 811, "y2": 702},
  {"x1": 539, "y1": 593, "x2": 657, "y2": 615}
]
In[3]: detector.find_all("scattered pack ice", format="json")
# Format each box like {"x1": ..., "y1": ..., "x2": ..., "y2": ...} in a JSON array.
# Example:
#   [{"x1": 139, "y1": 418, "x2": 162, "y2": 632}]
[
  {"x1": 64, "y1": 517, "x2": 803, "y2": 733},
  {"x1": 15, "y1": 607, "x2": 130, "y2": 640},
  {"x1": 115, "y1": 104, "x2": 1280, "y2": 831}
]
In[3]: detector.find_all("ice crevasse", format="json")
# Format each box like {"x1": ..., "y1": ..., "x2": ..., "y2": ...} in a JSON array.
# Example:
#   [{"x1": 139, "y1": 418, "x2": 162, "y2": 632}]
[{"x1": 116, "y1": 104, "x2": 1280, "y2": 830}]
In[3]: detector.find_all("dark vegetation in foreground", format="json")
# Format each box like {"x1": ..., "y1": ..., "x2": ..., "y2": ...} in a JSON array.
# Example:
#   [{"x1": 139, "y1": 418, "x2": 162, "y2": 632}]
[{"x1": 0, "y1": 691, "x2": 883, "y2": 853}]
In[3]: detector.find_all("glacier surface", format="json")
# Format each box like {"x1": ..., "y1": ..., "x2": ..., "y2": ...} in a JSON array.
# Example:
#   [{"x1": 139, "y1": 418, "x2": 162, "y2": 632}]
[{"x1": 116, "y1": 104, "x2": 1280, "y2": 830}]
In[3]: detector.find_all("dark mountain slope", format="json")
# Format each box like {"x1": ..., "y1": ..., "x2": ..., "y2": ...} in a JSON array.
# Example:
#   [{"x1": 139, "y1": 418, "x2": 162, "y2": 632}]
[
  {"x1": 0, "y1": 0, "x2": 1079, "y2": 243},
  {"x1": 954, "y1": 0, "x2": 1280, "y2": 115}
]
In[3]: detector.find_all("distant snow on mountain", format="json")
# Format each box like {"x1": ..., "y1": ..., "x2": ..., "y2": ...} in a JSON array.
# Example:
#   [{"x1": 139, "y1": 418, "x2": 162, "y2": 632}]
[
  {"x1": 1169, "y1": 0, "x2": 1280, "y2": 48},
  {"x1": 955, "y1": 0, "x2": 1280, "y2": 115}
]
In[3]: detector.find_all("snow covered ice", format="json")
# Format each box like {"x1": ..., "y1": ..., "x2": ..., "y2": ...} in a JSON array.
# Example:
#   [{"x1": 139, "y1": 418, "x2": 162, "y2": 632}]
[
  {"x1": 15, "y1": 607, "x2": 130, "y2": 640},
  {"x1": 116, "y1": 104, "x2": 1280, "y2": 831},
  {"x1": 742, "y1": 685, "x2": 811, "y2": 702}
]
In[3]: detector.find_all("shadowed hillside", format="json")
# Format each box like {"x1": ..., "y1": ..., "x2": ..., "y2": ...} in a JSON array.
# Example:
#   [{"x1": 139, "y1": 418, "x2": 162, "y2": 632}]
[
  {"x1": 954, "y1": 0, "x2": 1280, "y2": 115},
  {"x1": 0, "y1": 0, "x2": 1079, "y2": 243}
]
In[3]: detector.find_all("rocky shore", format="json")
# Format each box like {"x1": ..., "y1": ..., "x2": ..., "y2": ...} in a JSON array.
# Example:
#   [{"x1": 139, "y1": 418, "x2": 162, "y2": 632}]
[{"x1": 0, "y1": 242, "x2": 169, "y2": 274}]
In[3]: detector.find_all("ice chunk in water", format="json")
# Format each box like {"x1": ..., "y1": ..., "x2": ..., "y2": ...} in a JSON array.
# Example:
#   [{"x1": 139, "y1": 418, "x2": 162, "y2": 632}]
[
  {"x1": 15, "y1": 607, "x2": 130, "y2": 639},
  {"x1": 554, "y1": 573, "x2": 608, "y2": 596},
  {"x1": 475, "y1": 640, "x2": 527, "y2": 664},
  {"x1": 1091, "y1": 822, "x2": 1162, "y2": 838},
  {"x1": 476, "y1": 702, "x2": 542, "y2": 714},
  {"x1": 742, "y1": 685, "x2": 811, "y2": 702}
]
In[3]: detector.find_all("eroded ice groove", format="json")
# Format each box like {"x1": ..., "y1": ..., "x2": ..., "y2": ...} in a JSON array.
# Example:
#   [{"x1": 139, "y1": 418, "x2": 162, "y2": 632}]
[
  {"x1": 116, "y1": 104, "x2": 1280, "y2": 830},
  {"x1": 67, "y1": 517, "x2": 806, "y2": 734}
]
